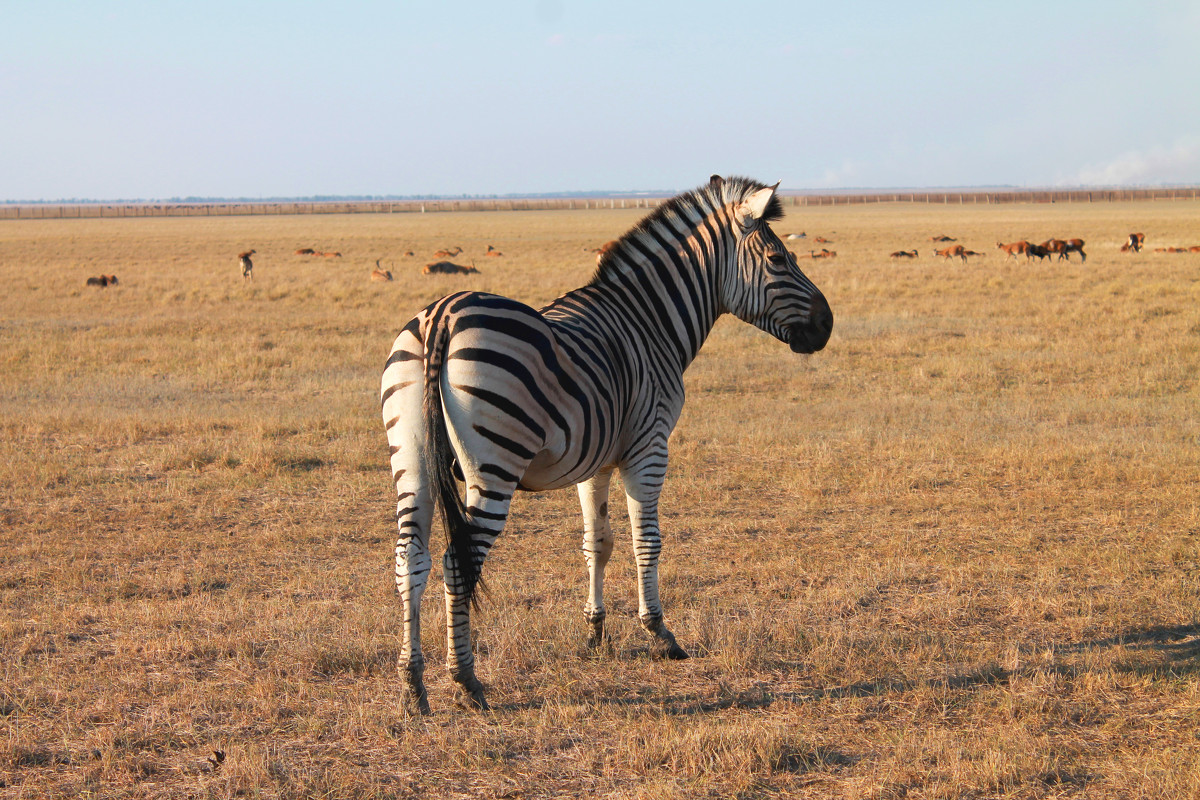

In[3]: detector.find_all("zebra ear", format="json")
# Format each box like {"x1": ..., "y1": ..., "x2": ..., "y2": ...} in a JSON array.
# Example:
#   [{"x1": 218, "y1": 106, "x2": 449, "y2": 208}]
[{"x1": 738, "y1": 182, "x2": 779, "y2": 223}]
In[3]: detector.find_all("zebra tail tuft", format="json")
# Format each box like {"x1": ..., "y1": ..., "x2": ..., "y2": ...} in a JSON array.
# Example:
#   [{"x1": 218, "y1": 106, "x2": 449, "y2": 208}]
[{"x1": 423, "y1": 323, "x2": 485, "y2": 610}]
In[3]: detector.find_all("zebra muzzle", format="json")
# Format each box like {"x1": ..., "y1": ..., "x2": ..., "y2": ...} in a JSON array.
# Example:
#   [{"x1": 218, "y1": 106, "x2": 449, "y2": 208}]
[{"x1": 787, "y1": 299, "x2": 833, "y2": 353}]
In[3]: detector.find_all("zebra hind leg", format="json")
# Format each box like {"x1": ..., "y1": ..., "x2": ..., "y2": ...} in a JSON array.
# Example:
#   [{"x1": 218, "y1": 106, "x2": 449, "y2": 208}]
[
  {"x1": 441, "y1": 481, "x2": 519, "y2": 711},
  {"x1": 578, "y1": 470, "x2": 615, "y2": 650}
]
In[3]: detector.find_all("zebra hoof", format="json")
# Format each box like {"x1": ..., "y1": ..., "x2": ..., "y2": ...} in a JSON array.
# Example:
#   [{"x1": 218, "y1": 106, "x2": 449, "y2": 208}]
[
  {"x1": 654, "y1": 637, "x2": 690, "y2": 660},
  {"x1": 664, "y1": 642, "x2": 690, "y2": 660},
  {"x1": 402, "y1": 664, "x2": 431, "y2": 715},
  {"x1": 407, "y1": 688, "x2": 431, "y2": 716},
  {"x1": 453, "y1": 675, "x2": 491, "y2": 711}
]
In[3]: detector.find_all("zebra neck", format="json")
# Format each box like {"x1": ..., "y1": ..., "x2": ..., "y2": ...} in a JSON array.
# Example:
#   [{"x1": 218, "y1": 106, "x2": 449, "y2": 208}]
[{"x1": 566, "y1": 248, "x2": 724, "y2": 373}]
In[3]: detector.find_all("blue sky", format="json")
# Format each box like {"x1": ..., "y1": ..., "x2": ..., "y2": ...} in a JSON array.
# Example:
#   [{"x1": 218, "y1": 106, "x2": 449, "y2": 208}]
[{"x1": 3, "y1": 1, "x2": 1199, "y2": 200}]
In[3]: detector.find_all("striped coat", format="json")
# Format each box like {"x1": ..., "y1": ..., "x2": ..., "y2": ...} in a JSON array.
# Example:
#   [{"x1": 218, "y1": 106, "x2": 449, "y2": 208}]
[{"x1": 381, "y1": 176, "x2": 833, "y2": 712}]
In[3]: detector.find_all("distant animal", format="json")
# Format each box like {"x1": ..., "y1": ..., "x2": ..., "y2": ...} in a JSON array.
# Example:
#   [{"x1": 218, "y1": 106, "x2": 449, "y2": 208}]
[
  {"x1": 319, "y1": 251, "x2": 342, "y2": 258},
  {"x1": 1041, "y1": 239, "x2": 1068, "y2": 259},
  {"x1": 1063, "y1": 239, "x2": 1086, "y2": 262},
  {"x1": 86, "y1": 275, "x2": 116, "y2": 287},
  {"x1": 813, "y1": 236, "x2": 831, "y2": 244},
  {"x1": 1027, "y1": 244, "x2": 1052, "y2": 262},
  {"x1": 295, "y1": 248, "x2": 316, "y2": 255},
  {"x1": 962, "y1": 250, "x2": 985, "y2": 257},
  {"x1": 889, "y1": 249, "x2": 918, "y2": 258},
  {"x1": 404, "y1": 251, "x2": 416, "y2": 257},
  {"x1": 433, "y1": 246, "x2": 463, "y2": 259},
  {"x1": 785, "y1": 233, "x2": 806, "y2": 240},
  {"x1": 934, "y1": 245, "x2": 967, "y2": 263},
  {"x1": 380, "y1": 175, "x2": 832, "y2": 713},
  {"x1": 423, "y1": 261, "x2": 479, "y2": 275},
  {"x1": 593, "y1": 240, "x2": 620, "y2": 264},
  {"x1": 1124, "y1": 233, "x2": 1146, "y2": 252},
  {"x1": 239, "y1": 250, "x2": 255, "y2": 281},
  {"x1": 929, "y1": 235, "x2": 957, "y2": 242},
  {"x1": 371, "y1": 259, "x2": 393, "y2": 281},
  {"x1": 1190, "y1": 246, "x2": 1200, "y2": 253},
  {"x1": 996, "y1": 241, "x2": 1031, "y2": 260},
  {"x1": 485, "y1": 245, "x2": 503, "y2": 257},
  {"x1": 1154, "y1": 246, "x2": 1189, "y2": 253},
  {"x1": 809, "y1": 249, "x2": 836, "y2": 259}
]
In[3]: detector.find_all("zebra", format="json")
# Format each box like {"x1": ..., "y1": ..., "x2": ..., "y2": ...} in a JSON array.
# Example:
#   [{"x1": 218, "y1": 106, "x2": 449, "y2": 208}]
[{"x1": 380, "y1": 175, "x2": 833, "y2": 713}]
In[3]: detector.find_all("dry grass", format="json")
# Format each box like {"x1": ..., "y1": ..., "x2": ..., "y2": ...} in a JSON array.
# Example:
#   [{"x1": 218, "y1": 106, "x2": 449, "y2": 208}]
[{"x1": 2, "y1": 199, "x2": 1199, "y2": 798}]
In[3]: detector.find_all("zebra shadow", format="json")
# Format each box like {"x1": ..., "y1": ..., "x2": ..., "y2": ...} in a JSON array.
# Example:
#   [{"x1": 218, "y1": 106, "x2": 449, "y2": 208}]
[{"x1": 493, "y1": 621, "x2": 1200, "y2": 715}]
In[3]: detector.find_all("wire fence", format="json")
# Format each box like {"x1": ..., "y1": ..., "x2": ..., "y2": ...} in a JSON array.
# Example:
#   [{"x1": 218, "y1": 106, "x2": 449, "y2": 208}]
[{"x1": 3, "y1": 188, "x2": 1198, "y2": 220}]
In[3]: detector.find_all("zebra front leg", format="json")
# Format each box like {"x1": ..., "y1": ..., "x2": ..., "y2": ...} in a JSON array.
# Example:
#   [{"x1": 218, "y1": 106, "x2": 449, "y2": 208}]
[
  {"x1": 623, "y1": 476, "x2": 689, "y2": 660},
  {"x1": 578, "y1": 469, "x2": 615, "y2": 649}
]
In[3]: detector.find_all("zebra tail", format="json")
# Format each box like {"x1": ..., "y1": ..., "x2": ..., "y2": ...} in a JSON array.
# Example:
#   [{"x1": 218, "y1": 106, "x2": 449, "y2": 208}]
[{"x1": 422, "y1": 323, "x2": 485, "y2": 610}]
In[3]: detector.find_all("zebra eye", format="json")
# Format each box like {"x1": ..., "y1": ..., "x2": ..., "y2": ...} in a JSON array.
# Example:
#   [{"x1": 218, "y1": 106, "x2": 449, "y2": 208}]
[{"x1": 767, "y1": 252, "x2": 788, "y2": 265}]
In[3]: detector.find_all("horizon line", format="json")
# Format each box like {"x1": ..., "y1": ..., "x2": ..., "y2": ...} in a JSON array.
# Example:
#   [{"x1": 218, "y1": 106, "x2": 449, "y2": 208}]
[{"x1": 6, "y1": 183, "x2": 1200, "y2": 205}]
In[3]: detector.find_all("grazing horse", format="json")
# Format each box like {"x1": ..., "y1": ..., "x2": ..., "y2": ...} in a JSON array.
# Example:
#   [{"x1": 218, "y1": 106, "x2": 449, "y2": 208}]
[
  {"x1": 423, "y1": 261, "x2": 479, "y2": 275},
  {"x1": 934, "y1": 245, "x2": 968, "y2": 263},
  {"x1": 1125, "y1": 233, "x2": 1146, "y2": 252},
  {"x1": 238, "y1": 250, "x2": 256, "y2": 281}
]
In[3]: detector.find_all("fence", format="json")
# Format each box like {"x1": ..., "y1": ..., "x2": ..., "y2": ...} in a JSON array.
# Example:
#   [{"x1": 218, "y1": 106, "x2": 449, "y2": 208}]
[{"x1": 3, "y1": 188, "x2": 1199, "y2": 220}]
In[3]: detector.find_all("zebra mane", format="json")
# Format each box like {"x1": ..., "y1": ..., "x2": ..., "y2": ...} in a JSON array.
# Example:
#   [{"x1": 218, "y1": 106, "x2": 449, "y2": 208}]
[{"x1": 588, "y1": 176, "x2": 784, "y2": 286}]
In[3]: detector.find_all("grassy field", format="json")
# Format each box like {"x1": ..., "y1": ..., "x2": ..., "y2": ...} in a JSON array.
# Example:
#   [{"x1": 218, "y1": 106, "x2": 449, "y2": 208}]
[{"x1": 2, "y1": 197, "x2": 1199, "y2": 798}]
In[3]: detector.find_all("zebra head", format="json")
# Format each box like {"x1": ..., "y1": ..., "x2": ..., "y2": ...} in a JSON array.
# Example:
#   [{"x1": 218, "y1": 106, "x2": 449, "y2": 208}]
[{"x1": 717, "y1": 177, "x2": 833, "y2": 354}]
